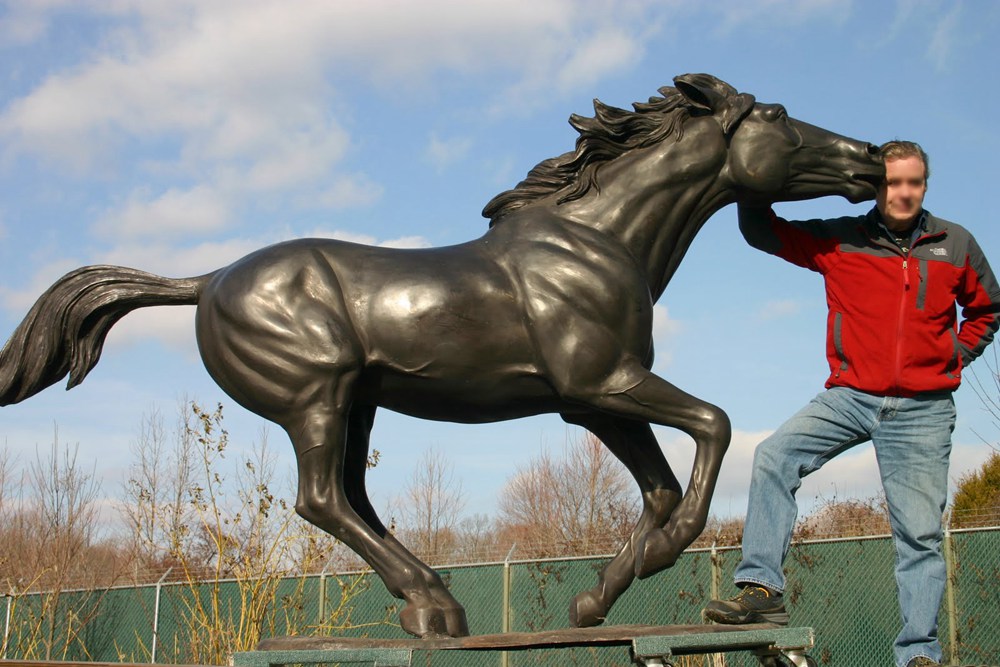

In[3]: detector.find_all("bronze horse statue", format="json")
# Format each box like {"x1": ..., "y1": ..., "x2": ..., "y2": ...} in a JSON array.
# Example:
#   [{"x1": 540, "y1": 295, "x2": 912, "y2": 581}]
[{"x1": 0, "y1": 74, "x2": 882, "y2": 638}]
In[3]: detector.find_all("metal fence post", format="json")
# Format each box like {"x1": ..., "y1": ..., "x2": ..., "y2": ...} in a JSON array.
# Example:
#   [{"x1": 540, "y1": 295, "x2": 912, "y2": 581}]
[
  {"x1": 710, "y1": 541, "x2": 720, "y2": 603},
  {"x1": 2, "y1": 593, "x2": 11, "y2": 659},
  {"x1": 318, "y1": 573, "x2": 327, "y2": 624},
  {"x1": 151, "y1": 568, "x2": 172, "y2": 664},
  {"x1": 317, "y1": 553, "x2": 338, "y2": 626},
  {"x1": 501, "y1": 544, "x2": 517, "y2": 667},
  {"x1": 943, "y1": 527, "x2": 958, "y2": 664}
]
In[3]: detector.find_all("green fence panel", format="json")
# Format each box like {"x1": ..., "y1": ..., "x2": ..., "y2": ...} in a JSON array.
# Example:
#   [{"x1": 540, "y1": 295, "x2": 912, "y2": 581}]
[
  {"x1": 504, "y1": 557, "x2": 616, "y2": 667},
  {"x1": 78, "y1": 586, "x2": 157, "y2": 662},
  {"x1": 713, "y1": 539, "x2": 899, "y2": 666},
  {"x1": 610, "y1": 548, "x2": 716, "y2": 626},
  {"x1": 948, "y1": 529, "x2": 1000, "y2": 664},
  {"x1": 4, "y1": 529, "x2": 998, "y2": 666}
]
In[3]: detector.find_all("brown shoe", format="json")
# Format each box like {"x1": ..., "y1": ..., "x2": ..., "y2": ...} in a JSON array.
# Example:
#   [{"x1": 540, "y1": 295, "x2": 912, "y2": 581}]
[{"x1": 702, "y1": 585, "x2": 789, "y2": 625}]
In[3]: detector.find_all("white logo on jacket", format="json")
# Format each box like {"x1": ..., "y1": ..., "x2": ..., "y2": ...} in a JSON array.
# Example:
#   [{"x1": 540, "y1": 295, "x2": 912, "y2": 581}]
[{"x1": 929, "y1": 247, "x2": 947, "y2": 256}]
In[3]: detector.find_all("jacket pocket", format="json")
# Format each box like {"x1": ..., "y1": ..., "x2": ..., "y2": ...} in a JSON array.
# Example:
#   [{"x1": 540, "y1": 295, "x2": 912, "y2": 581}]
[{"x1": 946, "y1": 328, "x2": 961, "y2": 379}]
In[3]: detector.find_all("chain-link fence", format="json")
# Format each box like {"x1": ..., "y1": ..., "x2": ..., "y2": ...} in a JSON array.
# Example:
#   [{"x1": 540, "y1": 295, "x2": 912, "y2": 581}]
[{"x1": 2, "y1": 526, "x2": 996, "y2": 666}]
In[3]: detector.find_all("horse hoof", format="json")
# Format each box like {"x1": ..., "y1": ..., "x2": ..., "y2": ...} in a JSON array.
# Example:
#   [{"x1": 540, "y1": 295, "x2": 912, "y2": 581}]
[
  {"x1": 634, "y1": 529, "x2": 679, "y2": 579},
  {"x1": 569, "y1": 590, "x2": 607, "y2": 628},
  {"x1": 399, "y1": 604, "x2": 450, "y2": 638},
  {"x1": 443, "y1": 606, "x2": 470, "y2": 637}
]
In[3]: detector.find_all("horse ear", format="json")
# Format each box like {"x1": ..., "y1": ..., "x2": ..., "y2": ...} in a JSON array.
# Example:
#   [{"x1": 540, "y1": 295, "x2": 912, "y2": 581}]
[
  {"x1": 673, "y1": 73, "x2": 755, "y2": 136},
  {"x1": 674, "y1": 73, "x2": 727, "y2": 113}
]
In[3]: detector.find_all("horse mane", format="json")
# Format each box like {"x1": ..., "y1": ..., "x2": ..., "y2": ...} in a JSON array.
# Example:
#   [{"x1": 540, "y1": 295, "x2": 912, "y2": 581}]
[{"x1": 482, "y1": 86, "x2": 694, "y2": 225}]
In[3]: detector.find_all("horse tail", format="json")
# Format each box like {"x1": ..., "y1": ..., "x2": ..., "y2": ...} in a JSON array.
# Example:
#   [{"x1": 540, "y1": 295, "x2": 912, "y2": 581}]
[{"x1": 0, "y1": 265, "x2": 217, "y2": 406}]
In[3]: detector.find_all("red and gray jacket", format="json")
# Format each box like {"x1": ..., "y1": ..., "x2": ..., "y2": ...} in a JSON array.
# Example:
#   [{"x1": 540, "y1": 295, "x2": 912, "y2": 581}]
[{"x1": 740, "y1": 205, "x2": 1000, "y2": 396}]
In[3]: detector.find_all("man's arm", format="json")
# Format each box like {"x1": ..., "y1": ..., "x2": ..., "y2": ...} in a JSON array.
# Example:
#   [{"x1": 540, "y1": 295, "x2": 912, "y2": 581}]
[
  {"x1": 737, "y1": 203, "x2": 840, "y2": 273},
  {"x1": 957, "y1": 235, "x2": 1000, "y2": 366}
]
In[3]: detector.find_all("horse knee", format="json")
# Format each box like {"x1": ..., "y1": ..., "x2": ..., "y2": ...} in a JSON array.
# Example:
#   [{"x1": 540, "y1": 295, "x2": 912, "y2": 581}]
[
  {"x1": 295, "y1": 493, "x2": 347, "y2": 535},
  {"x1": 691, "y1": 404, "x2": 731, "y2": 447},
  {"x1": 295, "y1": 495, "x2": 324, "y2": 523}
]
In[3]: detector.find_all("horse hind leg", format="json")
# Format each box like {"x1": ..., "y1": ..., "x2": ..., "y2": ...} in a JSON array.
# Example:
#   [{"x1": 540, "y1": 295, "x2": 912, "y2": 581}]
[
  {"x1": 561, "y1": 413, "x2": 682, "y2": 627},
  {"x1": 287, "y1": 382, "x2": 464, "y2": 638},
  {"x1": 341, "y1": 405, "x2": 468, "y2": 637}
]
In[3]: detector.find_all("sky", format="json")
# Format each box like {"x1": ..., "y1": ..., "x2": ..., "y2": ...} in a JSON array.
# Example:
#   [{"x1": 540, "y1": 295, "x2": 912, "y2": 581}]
[{"x1": 2, "y1": 0, "x2": 1000, "y2": 537}]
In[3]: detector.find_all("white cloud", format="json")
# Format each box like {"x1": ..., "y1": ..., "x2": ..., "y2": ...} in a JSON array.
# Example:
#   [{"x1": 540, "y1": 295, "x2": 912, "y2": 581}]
[
  {"x1": 0, "y1": 4, "x2": 52, "y2": 46},
  {"x1": 707, "y1": 0, "x2": 850, "y2": 35},
  {"x1": 316, "y1": 229, "x2": 432, "y2": 249},
  {"x1": 656, "y1": 425, "x2": 889, "y2": 518},
  {"x1": 655, "y1": 427, "x2": 769, "y2": 515},
  {"x1": 425, "y1": 133, "x2": 473, "y2": 171},
  {"x1": 105, "y1": 305, "x2": 199, "y2": 359},
  {"x1": 95, "y1": 238, "x2": 266, "y2": 277},
  {"x1": 0, "y1": 257, "x2": 82, "y2": 313},
  {"x1": 311, "y1": 175, "x2": 385, "y2": 210},
  {"x1": 555, "y1": 28, "x2": 643, "y2": 93},
  {"x1": 650, "y1": 303, "x2": 681, "y2": 370},
  {"x1": 95, "y1": 185, "x2": 232, "y2": 240},
  {"x1": 378, "y1": 236, "x2": 433, "y2": 250},
  {"x1": 0, "y1": 1, "x2": 665, "y2": 175},
  {"x1": 927, "y1": 4, "x2": 962, "y2": 72},
  {"x1": 652, "y1": 303, "x2": 680, "y2": 343}
]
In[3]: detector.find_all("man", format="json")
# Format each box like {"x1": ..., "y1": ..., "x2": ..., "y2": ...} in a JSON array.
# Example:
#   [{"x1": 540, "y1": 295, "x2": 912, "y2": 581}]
[{"x1": 703, "y1": 141, "x2": 1000, "y2": 667}]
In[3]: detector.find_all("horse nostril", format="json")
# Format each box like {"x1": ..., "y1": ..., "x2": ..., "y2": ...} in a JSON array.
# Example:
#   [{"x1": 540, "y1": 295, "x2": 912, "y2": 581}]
[{"x1": 866, "y1": 143, "x2": 879, "y2": 156}]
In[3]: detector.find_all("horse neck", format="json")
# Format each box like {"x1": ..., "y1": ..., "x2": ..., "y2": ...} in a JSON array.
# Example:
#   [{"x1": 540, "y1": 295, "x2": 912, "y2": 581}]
[
  {"x1": 639, "y1": 185, "x2": 734, "y2": 300},
  {"x1": 561, "y1": 126, "x2": 734, "y2": 300}
]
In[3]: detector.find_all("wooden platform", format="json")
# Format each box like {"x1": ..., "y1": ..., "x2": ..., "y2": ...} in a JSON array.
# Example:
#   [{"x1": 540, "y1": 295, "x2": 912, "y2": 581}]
[
  {"x1": 238, "y1": 623, "x2": 816, "y2": 666},
  {"x1": 0, "y1": 662, "x2": 207, "y2": 667}
]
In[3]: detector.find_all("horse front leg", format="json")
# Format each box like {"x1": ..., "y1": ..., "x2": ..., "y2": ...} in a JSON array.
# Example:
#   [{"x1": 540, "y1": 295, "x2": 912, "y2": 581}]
[
  {"x1": 560, "y1": 413, "x2": 682, "y2": 627},
  {"x1": 573, "y1": 363, "x2": 731, "y2": 579}
]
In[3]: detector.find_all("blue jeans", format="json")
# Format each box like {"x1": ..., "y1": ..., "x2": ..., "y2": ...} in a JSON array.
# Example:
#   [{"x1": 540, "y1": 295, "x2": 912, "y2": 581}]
[{"x1": 734, "y1": 386, "x2": 954, "y2": 667}]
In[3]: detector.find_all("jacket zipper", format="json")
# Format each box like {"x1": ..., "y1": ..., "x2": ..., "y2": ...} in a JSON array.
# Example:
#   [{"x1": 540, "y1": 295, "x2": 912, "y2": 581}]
[
  {"x1": 894, "y1": 252, "x2": 909, "y2": 393},
  {"x1": 891, "y1": 229, "x2": 944, "y2": 391}
]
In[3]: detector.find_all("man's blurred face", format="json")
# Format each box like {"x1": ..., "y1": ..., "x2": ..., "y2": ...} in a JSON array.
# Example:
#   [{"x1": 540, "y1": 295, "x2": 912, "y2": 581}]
[{"x1": 876, "y1": 155, "x2": 927, "y2": 230}]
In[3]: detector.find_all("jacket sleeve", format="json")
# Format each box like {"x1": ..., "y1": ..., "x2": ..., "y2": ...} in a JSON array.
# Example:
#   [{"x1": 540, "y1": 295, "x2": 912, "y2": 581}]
[
  {"x1": 738, "y1": 204, "x2": 840, "y2": 273},
  {"x1": 957, "y1": 235, "x2": 1000, "y2": 365}
]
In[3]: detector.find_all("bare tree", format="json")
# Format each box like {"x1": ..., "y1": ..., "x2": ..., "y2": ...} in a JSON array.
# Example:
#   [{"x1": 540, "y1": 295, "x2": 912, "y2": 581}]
[
  {"x1": 393, "y1": 447, "x2": 466, "y2": 564},
  {"x1": 25, "y1": 428, "x2": 108, "y2": 587},
  {"x1": 451, "y1": 513, "x2": 504, "y2": 562},
  {"x1": 498, "y1": 431, "x2": 640, "y2": 558},
  {"x1": 120, "y1": 401, "x2": 199, "y2": 580},
  {"x1": 0, "y1": 445, "x2": 15, "y2": 586},
  {"x1": 795, "y1": 493, "x2": 891, "y2": 540},
  {"x1": 0, "y1": 427, "x2": 119, "y2": 660}
]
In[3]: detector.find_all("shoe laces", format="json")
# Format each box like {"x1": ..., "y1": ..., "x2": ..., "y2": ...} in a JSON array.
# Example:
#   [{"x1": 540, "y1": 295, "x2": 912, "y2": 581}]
[{"x1": 738, "y1": 585, "x2": 773, "y2": 599}]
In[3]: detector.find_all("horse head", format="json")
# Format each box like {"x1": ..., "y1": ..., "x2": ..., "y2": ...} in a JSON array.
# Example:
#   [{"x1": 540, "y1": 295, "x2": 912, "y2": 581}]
[{"x1": 674, "y1": 73, "x2": 884, "y2": 204}]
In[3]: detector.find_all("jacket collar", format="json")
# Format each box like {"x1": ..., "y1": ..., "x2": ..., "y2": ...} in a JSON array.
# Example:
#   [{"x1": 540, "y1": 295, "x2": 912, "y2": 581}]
[{"x1": 865, "y1": 207, "x2": 944, "y2": 240}]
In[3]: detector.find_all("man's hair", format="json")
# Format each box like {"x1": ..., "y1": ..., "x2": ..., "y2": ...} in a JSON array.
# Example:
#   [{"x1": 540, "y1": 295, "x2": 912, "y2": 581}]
[{"x1": 879, "y1": 140, "x2": 930, "y2": 181}]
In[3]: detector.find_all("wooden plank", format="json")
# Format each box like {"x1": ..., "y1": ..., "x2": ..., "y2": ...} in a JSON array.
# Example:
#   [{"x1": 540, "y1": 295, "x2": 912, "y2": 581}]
[
  {"x1": 255, "y1": 622, "x2": 785, "y2": 652},
  {"x1": 233, "y1": 648, "x2": 412, "y2": 667}
]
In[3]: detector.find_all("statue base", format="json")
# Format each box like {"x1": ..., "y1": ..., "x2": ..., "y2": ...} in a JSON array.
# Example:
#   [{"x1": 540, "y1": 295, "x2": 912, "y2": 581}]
[{"x1": 234, "y1": 623, "x2": 817, "y2": 666}]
